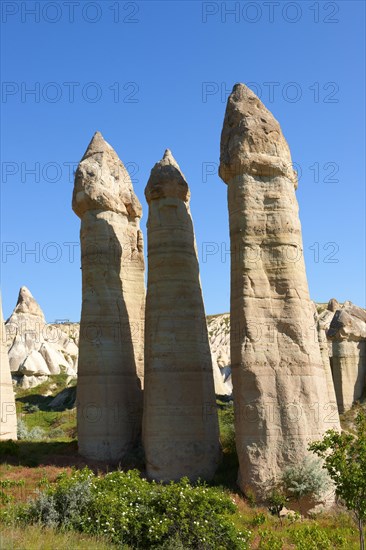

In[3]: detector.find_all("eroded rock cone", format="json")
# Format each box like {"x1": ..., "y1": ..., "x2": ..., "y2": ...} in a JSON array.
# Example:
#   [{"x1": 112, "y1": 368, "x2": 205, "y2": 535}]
[
  {"x1": 5, "y1": 286, "x2": 76, "y2": 385},
  {"x1": 73, "y1": 132, "x2": 145, "y2": 462},
  {"x1": 0, "y1": 295, "x2": 17, "y2": 440},
  {"x1": 143, "y1": 150, "x2": 221, "y2": 481},
  {"x1": 219, "y1": 84, "x2": 340, "y2": 503}
]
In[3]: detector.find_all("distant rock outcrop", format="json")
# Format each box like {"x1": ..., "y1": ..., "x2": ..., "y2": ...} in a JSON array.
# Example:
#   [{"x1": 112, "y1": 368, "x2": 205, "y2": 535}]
[
  {"x1": 5, "y1": 287, "x2": 78, "y2": 388},
  {"x1": 1, "y1": 296, "x2": 17, "y2": 440},
  {"x1": 72, "y1": 131, "x2": 145, "y2": 462},
  {"x1": 326, "y1": 301, "x2": 366, "y2": 413},
  {"x1": 143, "y1": 150, "x2": 221, "y2": 481},
  {"x1": 207, "y1": 314, "x2": 232, "y2": 395}
]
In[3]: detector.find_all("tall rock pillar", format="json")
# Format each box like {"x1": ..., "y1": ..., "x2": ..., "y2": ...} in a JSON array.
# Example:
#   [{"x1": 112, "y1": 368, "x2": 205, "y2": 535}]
[
  {"x1": 143, "y1": 150, "x2": 221, "y2": 481},
  {"x1": 72, "y1": 132, "x2": 145, "y2": 461},
  {"x1": 219, "y1": 84, "x2": 340, "y2": 498},
  {"x1": 1, "y1": 296, "x2": 17, "y2": 440}
]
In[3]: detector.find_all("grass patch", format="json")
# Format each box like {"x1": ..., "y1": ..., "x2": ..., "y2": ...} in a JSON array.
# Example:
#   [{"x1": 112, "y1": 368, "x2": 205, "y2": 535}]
[{"x1": 0, "y1": 524, "x2": 117, "y2": 549}]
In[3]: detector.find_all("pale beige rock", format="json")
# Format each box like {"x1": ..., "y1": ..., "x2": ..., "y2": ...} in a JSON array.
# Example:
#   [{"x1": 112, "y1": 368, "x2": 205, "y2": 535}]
[
  {"x1": 39, "y1": 342, "x2": 70, "y2": 375},
  {"x1": 327, "y1": 298, "x2": 340, "y2": 312},
  {"x1": 1, "y1": 296, "x2": 17, "y2": 440},
  {"x1": 219, "y1": 84, "x2": 340, "y2": 500},
  {"x1": 19, "y1": 350, "x2": 50, "y2": 376},
  {"x1": 207, "y1": 314, "x2": 232, "y2": 396},
  {"x1": 5, "y1": 287, "x2": 77, "y2": 385},
  {"x1": 73, "y1": 131, "x2": 145, "y2": 462},
  {"x1": 328, "y1": 303, "x2": 366, "y2": 412},
  {"x1": 6, "y1": 286, "x2": 45, "y2": 351},
  {"x1": 143, "y1": 150, "x2": 221, "y2": 481},
  {"x1": 316, "y1": 309, "x2": 338, "y2": 411}
]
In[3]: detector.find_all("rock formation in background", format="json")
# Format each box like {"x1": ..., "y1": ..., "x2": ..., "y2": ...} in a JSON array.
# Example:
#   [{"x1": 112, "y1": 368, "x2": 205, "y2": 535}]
[
  {"x1": 72, "y1": 131, "x2": 145, "y2": 462},
  {"x1": 5, "y1": 286, "x2": 78, "y2": 388},
  {"x1": 207, "y1": 313, "x2": 232, "y2": 396},
  {"x1": 1, "y1": 296, "x2": 17, "y2": 440},
  {"x1": 327, "y1": 301, "x2": 366, "y2": 413},
  {"x1": 219, "y1": 83, "x2": 340, "y2": 500},
  {"x1": 143, "y1": 150, "x2": 221, "y2": 481},
  {"x1": 316, "y1": 313, "x2": 339, "y2": 412}
]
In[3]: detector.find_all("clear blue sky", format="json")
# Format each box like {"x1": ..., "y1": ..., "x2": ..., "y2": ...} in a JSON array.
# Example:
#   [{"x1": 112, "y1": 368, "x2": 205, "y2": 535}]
[{"x1": 1, "y1": 0, "x2": 365, "y2": 321}]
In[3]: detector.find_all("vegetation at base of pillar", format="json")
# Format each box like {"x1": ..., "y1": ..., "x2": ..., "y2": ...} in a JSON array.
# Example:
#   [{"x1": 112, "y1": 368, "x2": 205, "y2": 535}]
[
  {"x1": 6, "y1": 468, "x2": 251, "y2": 549},
  {"x1": 309, "y1": 412, "x2": 366, "y2": 550}
]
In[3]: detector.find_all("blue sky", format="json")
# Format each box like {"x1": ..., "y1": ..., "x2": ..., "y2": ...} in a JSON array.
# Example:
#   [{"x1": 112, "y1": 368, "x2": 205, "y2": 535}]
[{"x1": 1, "y1": 0, "x2": 365, "y2": 321}]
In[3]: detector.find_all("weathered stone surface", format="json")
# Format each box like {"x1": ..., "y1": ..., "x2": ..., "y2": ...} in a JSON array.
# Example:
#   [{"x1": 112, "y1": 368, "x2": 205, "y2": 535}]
[
  {"x1": 327, "y1": 302, "x2": 366, "y2": 413},
  {"x1": 1, "y1": 296, "x2": 17, "y2": 440},
  {"x1": 143, "y1": 150, "x2": 221, "y2": 481},
  {"x1": 5, "y1": 287, "x2": 77, "y2": 384},
  {"x1": 73, "y1": 131, "x2": 145, "y2": 462},
  {"x1": 207, "y1": 314, "x2": 232, "y2": 396},
  {"x1": 316, "y1": 309, "x2": 338, "y2": 412},
  {"x1": 219, "y1": 83, "x2": 340, "y2": 500},
  {"x1": 327, "y1": 298, "x2": 340, "y2": 312},
  {"x1": 39, "y1": 342, "x2": 70, "y2": 375}
]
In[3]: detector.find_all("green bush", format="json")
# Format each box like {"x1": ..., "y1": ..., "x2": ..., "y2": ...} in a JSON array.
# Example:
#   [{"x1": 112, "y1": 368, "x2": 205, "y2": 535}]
[
  {"x1": 17, "y1": 418, "x2": 46, "y2": 441},
  {"x1": 289, "y1": 524, "x2": 349, "y2": 550},
  {"x1": 24, "y1": 468, "x2": 251, "y2": 549},
  {"x1": 282, "y1": 455, "x2": 331, "y2": 510},
  {"x1": 218, "y1": 403, "x2": 236, "y2": 453}
]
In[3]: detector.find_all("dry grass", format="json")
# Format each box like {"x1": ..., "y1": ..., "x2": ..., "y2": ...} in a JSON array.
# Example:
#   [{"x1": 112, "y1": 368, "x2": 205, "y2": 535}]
[{"x1": 0, "y1": 525, "x2": 115, "y2": 549}]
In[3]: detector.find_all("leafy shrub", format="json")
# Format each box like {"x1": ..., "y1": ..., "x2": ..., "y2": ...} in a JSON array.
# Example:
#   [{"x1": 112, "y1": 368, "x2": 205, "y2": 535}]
[
  {"x1": 282, "y1": 455, "x2": 331, "y2": 510},
  {"x1": 309, "y1": 412, "x2": 366, "y2": 550},
  {"x1": 218, "y1": 403, "x2": 236, "y2": 454},
  {"x1": 25, "y1": 468, "x2": 251, "y2": 549},
  {"x1": 289, "y1": 524, "x2": 348, "y2": 550},
  {"x1": 0, "y1": 479, "x2": 25, "y2": 505},
  {"x1": 23, "y1": 403, "x2": 40, "y2": 414},
  {"x1": 48, "y1": 427, "x2": 66, "y2": 439},
  {"x1": 258, "y1": 528, "x2": 283, "y2": 550},
  {"x1": 267, "y1": 488, "x2": 288, "y2": 519},
  {"x1": 251, "y1": 512, "x2": 266, "y2": 526},
  {"x1": 17, "y1": 418, "x2": 46, "y2": 441}
]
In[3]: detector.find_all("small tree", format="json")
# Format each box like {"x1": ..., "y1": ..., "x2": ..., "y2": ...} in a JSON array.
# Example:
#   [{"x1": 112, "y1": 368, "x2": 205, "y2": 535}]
[
  {"x1": 267, "y1": 487, "x2": 288, "y2": 521},
  {"x1": 309, "y1": 412, "x2": 366, "y2": 550},
  {"x1": 281, "y1": 455, "x2": 331, "y2": 514}
]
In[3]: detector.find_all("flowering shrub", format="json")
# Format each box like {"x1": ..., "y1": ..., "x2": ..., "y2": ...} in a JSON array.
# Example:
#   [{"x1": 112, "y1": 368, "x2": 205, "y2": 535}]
[{"x1": 25, "y1": 468, "x2": 251, "y2": 549}]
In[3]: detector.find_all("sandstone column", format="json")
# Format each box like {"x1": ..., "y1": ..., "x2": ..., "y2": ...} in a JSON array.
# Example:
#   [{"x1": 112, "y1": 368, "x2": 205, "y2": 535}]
[
  {"x1": 219, "y1": 84, "x2": 340, "y2": 499},
  {"x1": 143, "y1": 150, "x2": 221, "y2": 481},
  {"x1": 328, "y1": 303, "x2": 366, "y2": 413},
  {"x1": 72, "y1": 132, "x2": 145, "y2": 461},
  {"x1": 1, "y1": 296, "x2": 17, "y2": 440}
]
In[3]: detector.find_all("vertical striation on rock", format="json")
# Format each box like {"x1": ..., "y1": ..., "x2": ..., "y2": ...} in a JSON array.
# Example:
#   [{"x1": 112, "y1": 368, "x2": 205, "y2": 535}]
[
  {"x1": 143, "y1": 150, "x2": 221, "y2": 481},
  {"x1": 327, "y1": 303, "x2": 366, "y2": 413},
  {"x1": 1, "y1": 296, "x2": 17, "y2": 440},
  {"x1": 219, "y1": 84, "x2": 340, "y2": 500},
  {"x1": 72, "y1": 131, "x2": 145, "y2": 461}
]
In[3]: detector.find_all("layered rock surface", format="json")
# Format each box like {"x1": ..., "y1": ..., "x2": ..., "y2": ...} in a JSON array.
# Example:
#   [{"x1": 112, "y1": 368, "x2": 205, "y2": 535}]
[
  {"x1": 72, "y1": 131, "x2": 145, "y2": 462},
  {"x1": 326, "y1": 301, "x2": 366, "y2": 412},
  {"x1": 5, "y1": 287, "x2": 78, "y2": 388},
  {"x1": 143, "y1": 150, "x2": 221, "y2": 481},
  {"x1": 219, "y1": 83, "x2": 340, "y2": 499},
  {"x1": 1, "y1": 296, "x2": 17, "y2": 439},
  {"x1": 207, "y1": 314, "x2": 232, "y2": 395}
]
